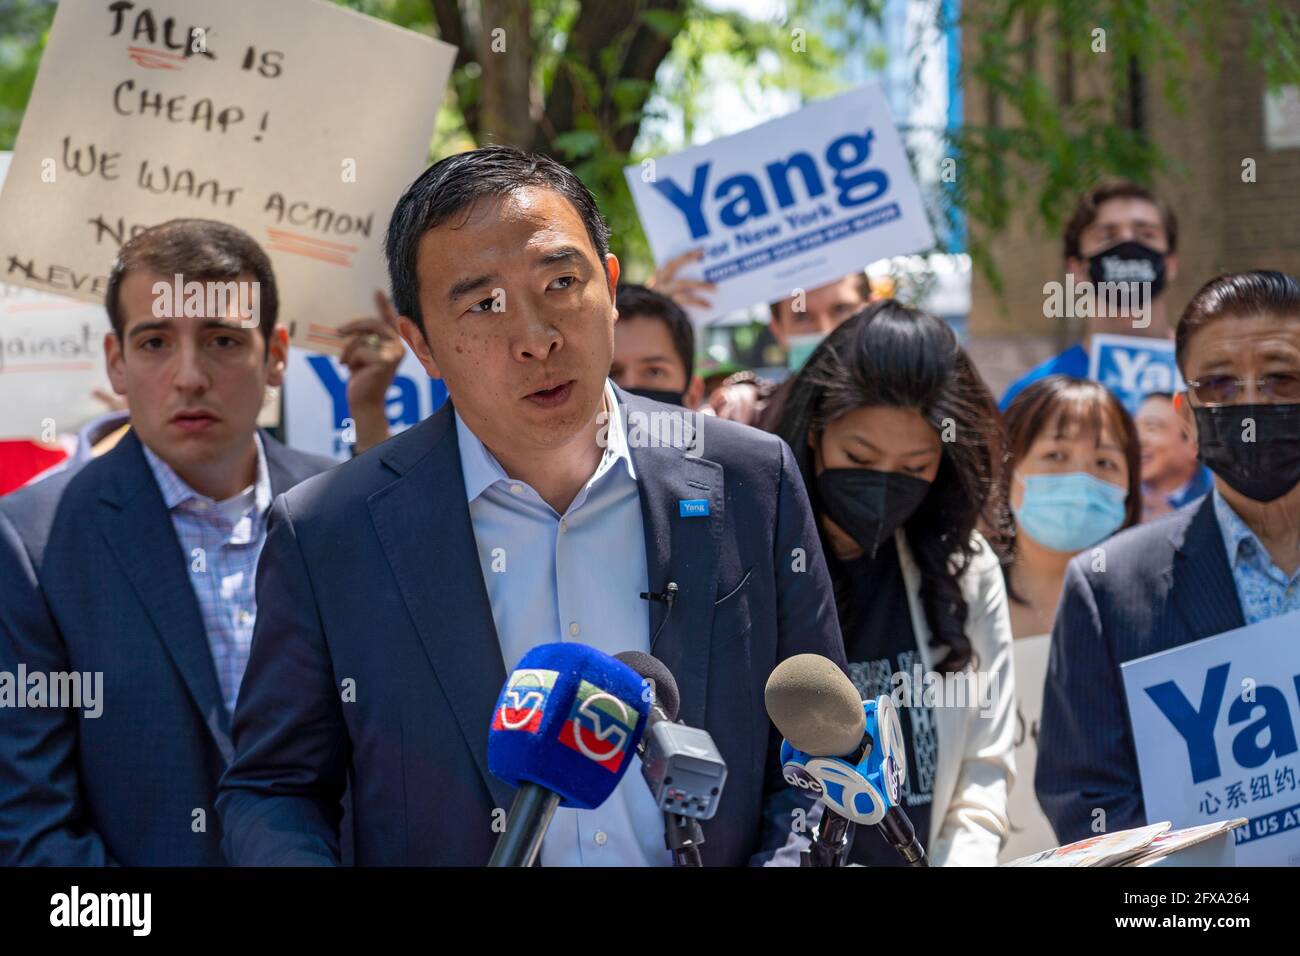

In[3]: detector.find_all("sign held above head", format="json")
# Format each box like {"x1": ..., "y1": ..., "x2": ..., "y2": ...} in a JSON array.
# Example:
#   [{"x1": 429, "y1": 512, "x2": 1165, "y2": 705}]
[
  {"x1": 0, "y1": 0, "x2": 455, "y2": 353},
  {"x1": 626, "y1": 84, "x2": 935, "y2": 324}
]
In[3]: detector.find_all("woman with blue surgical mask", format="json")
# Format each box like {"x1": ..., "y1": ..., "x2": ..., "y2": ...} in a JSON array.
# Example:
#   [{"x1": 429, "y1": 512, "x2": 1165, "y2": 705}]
[{"x1": 1003, "y1": 376, "x2": 1142, "y2": 639}]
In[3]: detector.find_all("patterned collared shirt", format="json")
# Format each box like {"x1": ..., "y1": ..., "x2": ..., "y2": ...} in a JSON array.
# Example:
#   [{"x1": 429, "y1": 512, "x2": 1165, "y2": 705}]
[
  {"x1": 1211, "y1": 487, "x2": 1300, "y2": 626},
  {"x1": 141, "y1": 435, "x2": 273, "y2": 714}
]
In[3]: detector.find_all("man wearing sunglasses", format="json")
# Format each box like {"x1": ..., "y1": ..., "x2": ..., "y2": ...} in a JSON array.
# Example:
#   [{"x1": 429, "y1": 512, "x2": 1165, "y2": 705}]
[{"x1": 1035, "y1": 270, "x2": 1300, "y2": 843}]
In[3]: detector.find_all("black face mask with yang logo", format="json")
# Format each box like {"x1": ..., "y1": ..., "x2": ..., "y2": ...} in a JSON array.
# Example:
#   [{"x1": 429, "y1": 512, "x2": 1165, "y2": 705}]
[
  {"x1": 1193, "y1": 403, "x2": 1300, "y2": 502},
  {"x1": 1087, "y1": 240, "x2": 1167, "y2": 299}
]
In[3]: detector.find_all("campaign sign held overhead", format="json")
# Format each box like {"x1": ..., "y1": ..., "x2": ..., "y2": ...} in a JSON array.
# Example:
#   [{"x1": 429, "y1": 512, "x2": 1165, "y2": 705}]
[
  {"x1": 284, "y1": 346, "x2": 446, "y2": 460},
  {"x1": 0, "y1": 0, "x2": 454, "y2": 352},
  {"x1": 626, "y1": 84, "x2": 935, "y2": 322},
  {"x1": 1087, "y1": 334, "x2": 1185, "y2": 416},
  {"x1": 1121, "y1": 611, "x2": 1300, "y2": 866}
]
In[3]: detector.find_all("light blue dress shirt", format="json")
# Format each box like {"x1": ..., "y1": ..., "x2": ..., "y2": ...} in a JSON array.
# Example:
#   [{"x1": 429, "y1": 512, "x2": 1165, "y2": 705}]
[
  {"x1": 1211, "y1": 487, "x2": 1300, "y2": 626},
  {"x1": 141, "y1": 434, "x2": 272, "y2": 715},
  {"x1": 455, "y1": 379, "x2": 673, "y2": 867}
]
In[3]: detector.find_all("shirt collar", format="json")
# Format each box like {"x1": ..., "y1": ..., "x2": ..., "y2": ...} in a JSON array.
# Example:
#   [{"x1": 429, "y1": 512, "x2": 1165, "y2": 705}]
[
  {"x1": 598, "y1": 378, "x2": 637, "y2": 482},
  {"x1": 1212, "y1": 485, "x2": 1261, "y2": 568},
  {"x1": 142, "y1": 432, "x2": 272, "y2": 519},
  {"x1": 455, "y1": 408, "x2": 508, "y2": 504},
  {"x1": 73, "y1": 410, "x2": 131, "y2": 464},
  {"x1": 454, "y1": 378, "x2": 635, "y2": 504},
  {"x1": 1165, "y1": 477, "x2": 1192, "y2": 504}
]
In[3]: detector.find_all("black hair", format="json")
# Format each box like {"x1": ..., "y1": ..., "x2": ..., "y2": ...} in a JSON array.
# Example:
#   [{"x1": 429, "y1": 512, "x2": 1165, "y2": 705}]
[
  {"x1": 775, "y1": 300, "x2": 1013, "y2": 672},
  {"x1": 1063, "y1": 179, "x2": 1178, "y2": 261},
  {"x1": 1175, "y1": 271, "x2": 1300, "y2": 372},
  {"x1": 105, "y1": 218, "x2": 278, "y2": 347},
  {"x1": 1000, "y1": 375, "x2": 1143, "y2": 605},
  {"x1": 385, "y1": 145, "x2": 611, "y2": 335},
  {"x1": 615, "y1": 284, "x2": 695, "y2": 381}
]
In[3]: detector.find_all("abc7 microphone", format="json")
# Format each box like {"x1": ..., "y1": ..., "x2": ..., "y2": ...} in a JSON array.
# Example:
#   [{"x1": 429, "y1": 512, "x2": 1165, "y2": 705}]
[
  {"x1": 781, "y1": 697, "x2": 920, "y2": 860},
  {"x1": 486, "y1": 642, "x2": 650, "y2": 867},
  {"x1": 766, "y1": 653, "x2": 926, "y2": 867}
]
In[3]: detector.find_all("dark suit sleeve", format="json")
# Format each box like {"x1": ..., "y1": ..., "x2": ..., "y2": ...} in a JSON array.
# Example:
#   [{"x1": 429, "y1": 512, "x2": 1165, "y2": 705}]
[
  {"x1": 750, "y1": 440, "x2": 849, "y2": 866},
  {"x1": 1035, "y1": 557, "x2": 1145, "y2": 843},
  {"x1": 0, "y1": 511, "x2": 113, "y2": 865},
  {"x1": 216, "y1": 496, "x2": 349, "y2": 865}
]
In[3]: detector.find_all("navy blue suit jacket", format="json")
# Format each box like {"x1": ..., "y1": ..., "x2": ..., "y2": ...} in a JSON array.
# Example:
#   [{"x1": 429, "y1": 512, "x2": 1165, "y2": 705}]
[
  {"x1": 1035, "y1": 494, "x2": 1245, "y2": 843},
  {"x1": 217, "y1": 389, "x2": 847, "y2": 865},
  {"x1": 0, "y1": 429, "x2": 334, "y2": 865}
]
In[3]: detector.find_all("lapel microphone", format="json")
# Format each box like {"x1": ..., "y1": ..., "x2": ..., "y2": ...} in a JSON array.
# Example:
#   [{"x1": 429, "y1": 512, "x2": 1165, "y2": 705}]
[
  {"x1": 639, "y1": 582, "x2": 678, "y2": 606},
  {"x1": 640, "y1": 582, "x2": 678, "y2": 646}
]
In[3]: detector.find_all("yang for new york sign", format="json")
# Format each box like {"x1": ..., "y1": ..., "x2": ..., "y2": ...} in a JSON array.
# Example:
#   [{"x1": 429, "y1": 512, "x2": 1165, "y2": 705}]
[{"x1": 625, "y1": 84, "x2": 935, "y2": 322}]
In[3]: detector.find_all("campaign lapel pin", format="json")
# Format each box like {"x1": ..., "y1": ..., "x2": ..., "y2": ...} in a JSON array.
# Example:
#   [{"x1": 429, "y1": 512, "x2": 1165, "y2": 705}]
[{"x1": 679, "y1": 498, "x2": 709, "y2": 518}]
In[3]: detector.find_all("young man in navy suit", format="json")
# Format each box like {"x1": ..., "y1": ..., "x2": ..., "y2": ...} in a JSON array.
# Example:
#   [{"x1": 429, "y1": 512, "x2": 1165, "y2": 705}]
[
  {"x1": 0, "y1": 220, "x2": 336, "y2": 865},
  {"x1": 218, "y1": 147, "x2": 847, "y2": 866}
]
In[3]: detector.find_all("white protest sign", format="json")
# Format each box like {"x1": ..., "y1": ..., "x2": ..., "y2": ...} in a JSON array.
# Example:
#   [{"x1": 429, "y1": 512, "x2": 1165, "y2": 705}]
[
  {"x1": 626, "y1": 84, "x2": 934, "y2": 322},
  {"x1": 1121, "y1": 611, "x2": 1300, "y2": 866},
  {"x1": 1087, "y1": 333, "x2": 1184, "y2": 416},
  {"x1": 0, "y1": 283, "x2": 112, "y2": 441},
  {"x1": 0, "y1": 0, "x2": 454, "y2": 351},
  {"x1": 999, "y1": 634, "x2": 1059, "y2": 863},
  {"x1": 0, "y1": 153, "x2": 112, "y2": 441},
  {"x1": 284, "y1": 346, "x2": 446, "y2": 461}
]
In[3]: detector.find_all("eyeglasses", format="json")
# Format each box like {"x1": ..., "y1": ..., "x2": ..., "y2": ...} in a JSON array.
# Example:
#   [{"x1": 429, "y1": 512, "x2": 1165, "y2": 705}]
[{"x1": 1185, "y1": 373, "x2": 1300, "y2": 406}]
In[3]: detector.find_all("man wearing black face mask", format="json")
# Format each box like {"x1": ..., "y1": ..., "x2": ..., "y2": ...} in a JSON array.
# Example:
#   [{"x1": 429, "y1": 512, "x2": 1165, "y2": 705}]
[
  {"x1": 1037, "y1": 270, "x2": 1300, "y2": 844},
  {"x1": 610, "y1": 284, "x2": 704, "y2": 408},
  {"x1": 1000, "y1": 181, "x2": 1181, "y2": 410}
]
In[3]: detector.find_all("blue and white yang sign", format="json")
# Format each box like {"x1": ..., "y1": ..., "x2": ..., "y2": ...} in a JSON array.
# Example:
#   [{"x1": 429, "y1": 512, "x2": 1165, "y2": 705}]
[
  {"x1": 284, "y1": 346, "x2": 447, "y2": 460},
  {"x1": 1121, "y1": 611, "x2": 1300, "y2": 866},
  {"x1": 1087, "y1": 334, "x2": 1185, "y2": 416},
  {"x1": 625, "y1": 84, "x2": 934, "y2": 322}
]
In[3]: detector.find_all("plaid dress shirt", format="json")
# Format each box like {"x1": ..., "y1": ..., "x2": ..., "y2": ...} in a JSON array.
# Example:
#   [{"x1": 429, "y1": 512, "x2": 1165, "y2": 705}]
[{"x1": 141, "y1": 435, "x2": 272, "y2": 714}]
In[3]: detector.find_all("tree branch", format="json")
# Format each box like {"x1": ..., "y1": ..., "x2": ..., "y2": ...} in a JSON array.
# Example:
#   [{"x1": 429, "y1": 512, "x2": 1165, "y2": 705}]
[
  {"x1": 533, "y1": 0, "x2": 683, "y2": 157},
  {"x1": 431, "y1": 0, "x2": 481, "y2": 136}
]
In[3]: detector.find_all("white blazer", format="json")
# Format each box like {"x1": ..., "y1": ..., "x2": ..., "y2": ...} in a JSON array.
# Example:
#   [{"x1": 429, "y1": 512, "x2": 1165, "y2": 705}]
[{"x1": 894, "y1": 528, "x2": 1017, "y2": 866}]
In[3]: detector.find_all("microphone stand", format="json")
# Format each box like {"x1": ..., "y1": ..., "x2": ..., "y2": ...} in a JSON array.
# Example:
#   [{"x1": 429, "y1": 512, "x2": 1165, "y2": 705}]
[
  {"x1": 664, "y1": 811, "x2": 704, "y2": 867},
  {"x1": 488, "y1": 787, "x2": 561, "y2": 867},
  {"x1": 878, "y1": 807, "x2": 928, "y2": 867},
  {"x1": 802, "y1": 808, "x2": 855, "y2": 867}
]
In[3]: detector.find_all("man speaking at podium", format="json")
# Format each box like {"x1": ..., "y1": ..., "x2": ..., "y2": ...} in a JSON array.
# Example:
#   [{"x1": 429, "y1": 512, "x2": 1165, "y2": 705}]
[{"x1": 217, "y1": 147, "x2": 846, "y2": 865}]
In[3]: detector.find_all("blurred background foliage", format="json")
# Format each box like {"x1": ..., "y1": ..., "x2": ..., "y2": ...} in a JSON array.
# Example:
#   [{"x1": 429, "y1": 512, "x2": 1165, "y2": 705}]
[{"x1": 1, "y1": 0, "x2": 1299, "y2": 288}]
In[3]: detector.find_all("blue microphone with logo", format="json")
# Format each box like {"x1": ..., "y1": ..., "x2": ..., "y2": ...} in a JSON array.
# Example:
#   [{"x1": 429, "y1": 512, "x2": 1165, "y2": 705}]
[
  {"x1": 487, "y1": 642, "x2": 651, "y2": 866},
  {"x1": 766, "y1": 653, "x2": 926, "y2": 867}
]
